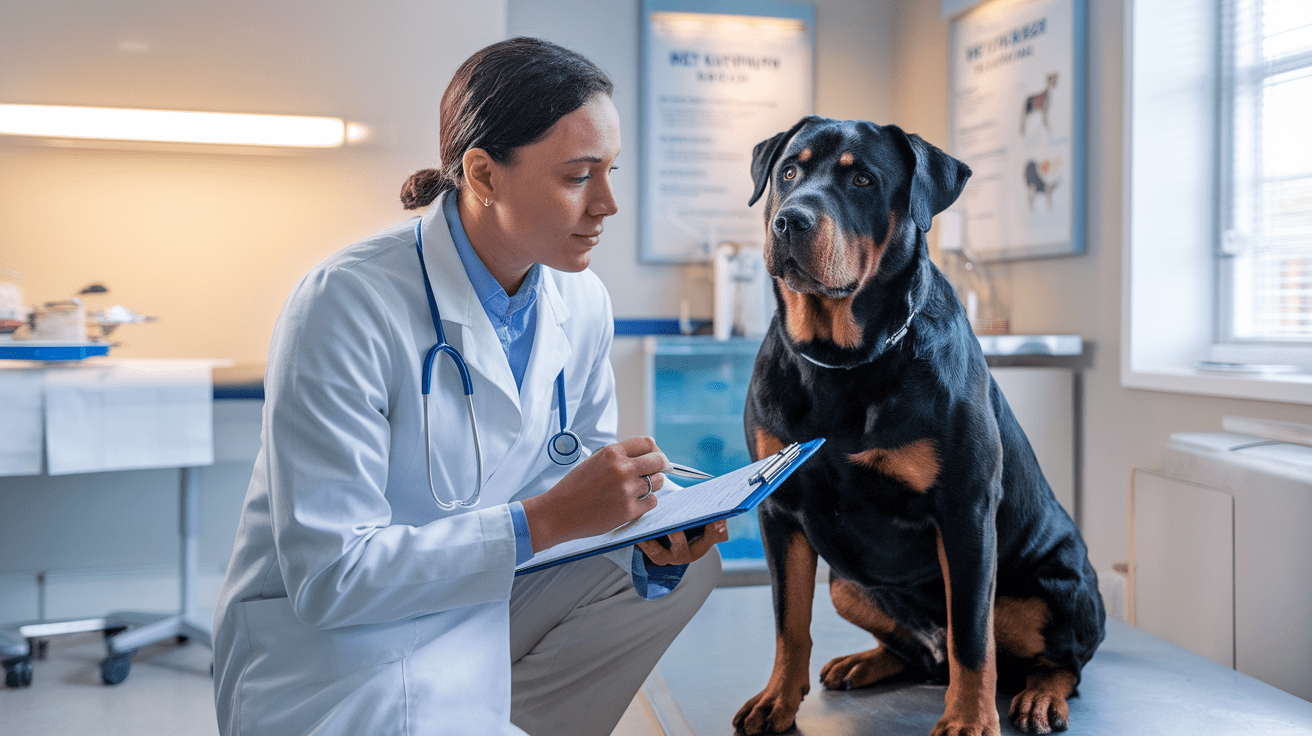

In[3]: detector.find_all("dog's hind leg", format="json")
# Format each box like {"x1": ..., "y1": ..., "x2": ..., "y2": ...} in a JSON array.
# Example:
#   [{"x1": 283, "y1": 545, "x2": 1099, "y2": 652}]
[
  {"x1": 1008, "y1": 663, "x2": 1076, "y2": 735},
  {"x1": 1000, "y1": 555, "x2": 1105, "y2": 733},
  {"x1": 994, "y1": 596, "x2": 1071, "y2": 734},
  {"x1": 819, "y1": 576, "x2": 910, "y2": 690}
]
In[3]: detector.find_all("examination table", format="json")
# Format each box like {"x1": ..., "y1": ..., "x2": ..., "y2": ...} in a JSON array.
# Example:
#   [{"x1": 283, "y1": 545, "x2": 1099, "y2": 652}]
[{"x1": 651, "y1": 581, "x2": 1312, "y2": 736}]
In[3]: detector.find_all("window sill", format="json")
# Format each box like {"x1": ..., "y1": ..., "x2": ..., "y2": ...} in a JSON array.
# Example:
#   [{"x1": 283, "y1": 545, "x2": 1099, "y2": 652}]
[{"x1": 1122, "y1": 365, "x2": 1312, "y2": 406}]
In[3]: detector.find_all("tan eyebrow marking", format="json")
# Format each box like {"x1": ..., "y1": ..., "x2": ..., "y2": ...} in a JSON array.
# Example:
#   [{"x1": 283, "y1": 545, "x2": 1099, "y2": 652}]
[
  {"x1": 798, "y1": 148, "x2": 812, "y2": 162},
  {"x1": 839, "y1": 152, "x2": 854, "y2": 166}
]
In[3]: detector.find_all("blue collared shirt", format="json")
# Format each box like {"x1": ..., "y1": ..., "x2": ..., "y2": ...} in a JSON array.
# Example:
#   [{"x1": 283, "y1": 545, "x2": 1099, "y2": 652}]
[
  {"x1": 442, "y1": 194, "x2": 686, "y2": 596},
  {"x1": 443, "y1": 194, "x2": 540, "y2": 391}
]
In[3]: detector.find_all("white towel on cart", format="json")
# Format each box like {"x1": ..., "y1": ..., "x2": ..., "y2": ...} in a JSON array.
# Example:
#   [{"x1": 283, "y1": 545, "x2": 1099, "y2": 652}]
[{"x1": 42, "y1": 359, "x2": 213, "y2": 475}]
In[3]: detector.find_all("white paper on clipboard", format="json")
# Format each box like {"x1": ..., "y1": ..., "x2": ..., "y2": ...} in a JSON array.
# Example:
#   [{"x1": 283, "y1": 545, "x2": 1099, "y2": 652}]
[{"x1": 515, "y1": 438, "x2": 824, "y2": 575}]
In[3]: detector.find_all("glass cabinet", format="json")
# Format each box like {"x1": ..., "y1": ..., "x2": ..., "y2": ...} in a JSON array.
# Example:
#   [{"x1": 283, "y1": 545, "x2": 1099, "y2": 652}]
[{"x1": 644, "y1": 335, "x2": 765, "y2": 564}]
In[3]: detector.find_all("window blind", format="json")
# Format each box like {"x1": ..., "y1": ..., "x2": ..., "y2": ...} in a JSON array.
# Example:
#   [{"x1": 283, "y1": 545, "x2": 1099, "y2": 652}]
[{"x1": 1224, "y1": 0, "x2": 1312, "y2": 343}]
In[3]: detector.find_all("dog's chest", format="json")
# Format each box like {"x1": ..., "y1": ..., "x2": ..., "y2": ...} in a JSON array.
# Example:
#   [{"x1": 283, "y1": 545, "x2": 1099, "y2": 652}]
[{"x1": 766, "y1": 447, "x2": 941, "y2": 580}]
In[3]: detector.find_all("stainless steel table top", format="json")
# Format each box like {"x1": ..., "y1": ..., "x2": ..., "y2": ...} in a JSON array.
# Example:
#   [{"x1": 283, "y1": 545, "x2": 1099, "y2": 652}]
[{"x1": 656, "y1": 584, "x2": 1312, "y2": 735}]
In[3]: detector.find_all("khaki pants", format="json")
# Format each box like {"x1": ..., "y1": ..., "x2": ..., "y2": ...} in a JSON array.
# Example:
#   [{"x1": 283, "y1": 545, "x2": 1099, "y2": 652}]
[{"x1": 509, "y1": 549, "x2": 722, "y2": 736}]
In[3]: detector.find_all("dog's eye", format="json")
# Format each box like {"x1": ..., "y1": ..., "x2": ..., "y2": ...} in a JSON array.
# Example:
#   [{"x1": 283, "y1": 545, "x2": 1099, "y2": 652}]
[
  {"x1": 782, "y1": 165, "x2": 798, "y2": 181},
  {"x1": 853, "y1": 174, "x2": 872, "y2": 187}
]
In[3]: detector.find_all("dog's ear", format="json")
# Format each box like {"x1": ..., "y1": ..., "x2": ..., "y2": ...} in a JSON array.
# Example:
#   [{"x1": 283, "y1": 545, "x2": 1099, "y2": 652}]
[
  {"x1": 748, "y1": 116, "x2": 822, "y2": 207},
  {"x1": 892, "y1": 126, "x2": 971, "y2": 232}
]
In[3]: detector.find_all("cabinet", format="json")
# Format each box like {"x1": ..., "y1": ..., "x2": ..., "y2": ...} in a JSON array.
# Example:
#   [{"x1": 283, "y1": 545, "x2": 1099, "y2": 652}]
[{"x1": 1130, "y1": 430, "x2": 1312, "y2": 700}]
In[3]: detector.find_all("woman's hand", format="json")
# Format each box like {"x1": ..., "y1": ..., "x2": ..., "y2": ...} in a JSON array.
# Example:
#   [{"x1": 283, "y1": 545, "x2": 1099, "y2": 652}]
[
  {"x1": 637, "y1": 520, "x2": 730, "y2": 566},
  {"x1": 520, "y1": 436, "x2": 668, "y2": 552}
]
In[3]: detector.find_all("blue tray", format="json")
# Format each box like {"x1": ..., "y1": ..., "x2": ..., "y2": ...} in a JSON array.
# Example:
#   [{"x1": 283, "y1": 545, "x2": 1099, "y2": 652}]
[{"x1": 0, "y1": 341, "x2": 111, "y2": 361}]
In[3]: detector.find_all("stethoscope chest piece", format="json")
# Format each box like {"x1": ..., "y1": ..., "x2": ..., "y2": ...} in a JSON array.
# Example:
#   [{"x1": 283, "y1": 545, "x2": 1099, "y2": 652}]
[
  {"x1": 548, "y1": 428, "x2": 582, "y2": 465},
  {"x1": 546, "y1": 371, "x2": 581, "y2": 465}
]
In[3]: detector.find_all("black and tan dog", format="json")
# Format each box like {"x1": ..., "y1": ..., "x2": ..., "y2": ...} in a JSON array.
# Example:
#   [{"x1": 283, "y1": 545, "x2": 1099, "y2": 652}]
[{"x1": 734, "y1": 116, "x2": 1105, "y2": 736}]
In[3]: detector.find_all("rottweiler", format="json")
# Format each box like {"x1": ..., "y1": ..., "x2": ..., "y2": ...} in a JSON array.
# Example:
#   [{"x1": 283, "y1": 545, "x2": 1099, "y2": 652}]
[{"x1": 734, "y1": 116, "x2": 1105, "y2": 736}]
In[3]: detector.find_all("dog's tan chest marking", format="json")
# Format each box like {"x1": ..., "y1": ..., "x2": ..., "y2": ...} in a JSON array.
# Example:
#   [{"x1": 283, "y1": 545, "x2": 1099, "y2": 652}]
[
  {"x1": 778, "y1": 287, "x2": 864, "y2": 349},
  {"x1": 994, "y1": 596, "x2": 1050, "y2": 659},
  {"x1": 848, "y1": 439, "x2": 941, "y2": 493},
  {"x1": 754, "y1": 429, "x2": 788, "y2": 461}
]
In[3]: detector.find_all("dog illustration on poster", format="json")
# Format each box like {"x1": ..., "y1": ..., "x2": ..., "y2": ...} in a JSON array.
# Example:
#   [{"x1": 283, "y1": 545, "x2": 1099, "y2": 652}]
[
  {"x1": 1021, "y1": 72, "x2": 1058, "y2": 135},
  {"x1": 1024, "y1": 158, "x2": 1060, "y2": 211}
]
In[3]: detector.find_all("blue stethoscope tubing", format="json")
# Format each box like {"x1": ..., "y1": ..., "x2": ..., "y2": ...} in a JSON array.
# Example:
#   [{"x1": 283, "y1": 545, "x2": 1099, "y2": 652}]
[{"x1": 414, "y1": 219, "x2": 581, "y2": 510}]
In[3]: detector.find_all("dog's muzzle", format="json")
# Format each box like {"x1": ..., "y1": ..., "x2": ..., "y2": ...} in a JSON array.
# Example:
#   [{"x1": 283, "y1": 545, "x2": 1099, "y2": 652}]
[{"x1": 768, "y1": 205, "x2": 858, "y2": 298}]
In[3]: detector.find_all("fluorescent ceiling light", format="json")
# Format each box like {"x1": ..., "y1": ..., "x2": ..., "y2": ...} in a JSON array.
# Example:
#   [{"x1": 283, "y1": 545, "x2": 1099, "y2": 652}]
[
  {"x1": 0, "y1": 104, "x2": 347, "y2": 148},
  {"x1": 653, "y1": 12, "x2": 807, "y2": 42}
]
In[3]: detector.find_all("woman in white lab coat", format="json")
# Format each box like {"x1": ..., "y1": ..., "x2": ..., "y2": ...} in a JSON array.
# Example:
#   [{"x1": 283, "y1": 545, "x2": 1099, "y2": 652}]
[{"x1": 212, "y1": 37, "x2": 725, "y2": 736}]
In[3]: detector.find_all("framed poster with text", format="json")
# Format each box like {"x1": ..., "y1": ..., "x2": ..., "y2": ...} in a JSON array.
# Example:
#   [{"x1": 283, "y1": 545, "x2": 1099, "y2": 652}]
[
  {"x1": 640, "y1": 0, "x2": 815, "y2": 263},
  {"x1": 948, "y1": 0, "x2": 1086, "y2": 261}
]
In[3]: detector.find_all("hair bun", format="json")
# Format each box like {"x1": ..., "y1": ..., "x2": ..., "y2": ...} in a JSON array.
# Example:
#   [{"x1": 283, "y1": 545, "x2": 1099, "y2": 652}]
[{"x1": 400, "y1": 168, "x2": 450, "y2": 210}]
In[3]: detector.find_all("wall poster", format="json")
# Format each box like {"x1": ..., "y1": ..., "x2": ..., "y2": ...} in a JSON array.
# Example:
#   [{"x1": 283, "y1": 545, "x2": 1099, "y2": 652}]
[
  {"x1": 949, "y1": 0, "x2": 1086, "y2": 261},
  {"x1": 640, "y1": 0, "x2": 815, "y2": 263}
]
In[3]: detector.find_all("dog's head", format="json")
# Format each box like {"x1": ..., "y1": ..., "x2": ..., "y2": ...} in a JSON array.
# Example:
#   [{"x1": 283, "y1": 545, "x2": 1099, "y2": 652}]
[{"x1": 749, "y1": 117, "x2": 970, "y2": 363}]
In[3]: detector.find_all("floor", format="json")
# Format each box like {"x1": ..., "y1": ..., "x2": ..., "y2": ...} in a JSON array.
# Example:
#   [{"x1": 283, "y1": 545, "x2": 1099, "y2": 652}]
[
  {"x1": 2, "y1": 632, "x2": 219, "y2": 736},
  {"x1": 0, "y1": 631, "x2": 664, "y2": 736}
]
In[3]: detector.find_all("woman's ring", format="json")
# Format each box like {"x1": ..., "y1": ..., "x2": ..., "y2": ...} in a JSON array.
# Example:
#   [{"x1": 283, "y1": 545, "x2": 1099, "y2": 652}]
[{"x1": 639, "y1": 474, "x2": 653, "y2": 501}]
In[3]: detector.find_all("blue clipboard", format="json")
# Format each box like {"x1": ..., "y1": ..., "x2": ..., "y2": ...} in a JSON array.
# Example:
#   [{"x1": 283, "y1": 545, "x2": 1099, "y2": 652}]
[{"x1": 515, "y1": 437, "x2": 825, "y2": 575}]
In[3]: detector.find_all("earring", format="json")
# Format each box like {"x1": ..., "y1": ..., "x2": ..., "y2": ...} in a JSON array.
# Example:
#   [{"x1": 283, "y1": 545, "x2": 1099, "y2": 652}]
[{"x1": 482, "y1": 197, "x2": 492, "y2": 207}]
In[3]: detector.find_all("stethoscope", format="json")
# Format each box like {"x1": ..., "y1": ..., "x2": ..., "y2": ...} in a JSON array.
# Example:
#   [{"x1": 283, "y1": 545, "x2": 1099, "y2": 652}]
[{"x1": 414, "y1": 220, "x2": 582, "y2": 510}]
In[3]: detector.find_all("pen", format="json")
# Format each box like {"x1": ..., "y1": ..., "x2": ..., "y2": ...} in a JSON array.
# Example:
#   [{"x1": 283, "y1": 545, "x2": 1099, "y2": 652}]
[{"x1": 662, "y1": 462, "x2": 715, "y2": 480}]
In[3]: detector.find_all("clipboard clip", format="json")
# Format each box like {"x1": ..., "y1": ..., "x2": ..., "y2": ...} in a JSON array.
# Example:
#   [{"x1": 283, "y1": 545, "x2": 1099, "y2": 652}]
[{"x1": 749, "y1": 442, "x2": 802, "y2": 488}]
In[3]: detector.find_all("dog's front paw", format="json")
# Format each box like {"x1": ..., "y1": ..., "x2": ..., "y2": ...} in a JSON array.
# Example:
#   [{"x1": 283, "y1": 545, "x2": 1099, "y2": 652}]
[
  {"x1": 732, "y1": 678, "x2": 809, "y2": 735},
  {"x1": 929, "y1": 709, "x2": 1001, "y2": 736}
]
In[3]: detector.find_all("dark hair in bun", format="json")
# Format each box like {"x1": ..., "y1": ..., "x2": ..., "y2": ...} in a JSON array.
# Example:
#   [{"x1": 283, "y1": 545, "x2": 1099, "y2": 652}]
[{"x1": 400, "y1": 37, "x2": 614, "y2": 210}]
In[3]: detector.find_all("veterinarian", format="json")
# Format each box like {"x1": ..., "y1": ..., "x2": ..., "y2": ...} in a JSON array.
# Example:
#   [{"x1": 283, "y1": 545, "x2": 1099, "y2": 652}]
[{"x1": 212, "y1": 37, "x2": 725, "y2": 736}]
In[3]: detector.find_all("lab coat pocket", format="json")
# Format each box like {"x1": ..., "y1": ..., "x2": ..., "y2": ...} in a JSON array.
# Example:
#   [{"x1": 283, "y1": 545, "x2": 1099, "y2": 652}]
[{"x1": 241, "y1": 596, "x2": 418, "y2": 684}]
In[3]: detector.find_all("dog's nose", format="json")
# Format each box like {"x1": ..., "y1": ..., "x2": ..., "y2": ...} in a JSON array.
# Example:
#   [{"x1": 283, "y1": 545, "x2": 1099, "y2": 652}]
[{"x1": 773, "y1": 208, "x2": 814, "y2": 237}]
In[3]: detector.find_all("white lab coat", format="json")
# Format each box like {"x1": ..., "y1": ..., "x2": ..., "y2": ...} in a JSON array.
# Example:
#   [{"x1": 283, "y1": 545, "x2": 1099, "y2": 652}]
[{"x1": 213, "y1": 192, "x2": 623, "y2": 736}]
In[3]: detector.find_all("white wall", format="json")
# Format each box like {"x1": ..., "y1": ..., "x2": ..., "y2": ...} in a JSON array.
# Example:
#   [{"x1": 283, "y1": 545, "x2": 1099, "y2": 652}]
[{"x1": 0, "y1": 0, "x2": 506, "y2": 364}]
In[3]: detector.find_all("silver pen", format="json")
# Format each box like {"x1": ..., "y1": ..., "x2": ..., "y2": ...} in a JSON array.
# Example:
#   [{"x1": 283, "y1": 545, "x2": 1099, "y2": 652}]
[{"x1": 662, "y1": 462, "x2": 715, "y2": 480}]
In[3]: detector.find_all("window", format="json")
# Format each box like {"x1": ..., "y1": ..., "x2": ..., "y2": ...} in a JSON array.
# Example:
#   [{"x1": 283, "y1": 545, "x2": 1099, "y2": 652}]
[
  {"x1": 1219, "y1": 0, "x2": 1312, "y2": 349},
  {"x1": 1124, "y1": 0, "x2": 1312, "y2": 404}
]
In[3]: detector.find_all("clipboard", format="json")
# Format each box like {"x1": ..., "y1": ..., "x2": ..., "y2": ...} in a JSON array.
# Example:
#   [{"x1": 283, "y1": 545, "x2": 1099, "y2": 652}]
[{"x1": 515, "y1": 438, "x2": 825, "y2": 575}]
